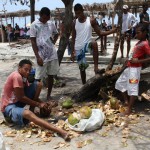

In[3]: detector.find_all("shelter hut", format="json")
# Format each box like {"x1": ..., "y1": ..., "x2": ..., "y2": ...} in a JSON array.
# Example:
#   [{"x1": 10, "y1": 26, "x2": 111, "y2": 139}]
[
  {"x1": 0, "y1": 10, "x2": 40, "y2": 28},
  {"x1": 0, "y1": 10, "x2": 39, "y2": 42},
  {"x1": 83, "y1": 0, "x2": 150, "y2": 26}
]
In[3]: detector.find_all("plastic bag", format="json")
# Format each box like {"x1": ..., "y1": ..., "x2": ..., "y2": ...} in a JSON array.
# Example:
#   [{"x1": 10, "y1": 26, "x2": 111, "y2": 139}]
[
  {"x1": 66, "y1": 109, "x2": 105, "y2": 132},
  {"x1": 0, "y1": 132, "x2": 6, "y2": 150}
]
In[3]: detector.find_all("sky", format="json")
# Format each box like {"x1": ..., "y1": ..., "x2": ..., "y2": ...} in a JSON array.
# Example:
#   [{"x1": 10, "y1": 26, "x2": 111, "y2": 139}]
[
  {"x1": 0, "y1": 0, "x2": 149, "y2": 27},
  {"x1": 0, "y1": 0, "x2": 113, "y2": 27}
]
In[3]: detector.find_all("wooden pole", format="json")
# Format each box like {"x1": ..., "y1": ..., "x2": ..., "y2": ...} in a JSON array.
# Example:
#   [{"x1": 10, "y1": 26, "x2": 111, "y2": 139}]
[
  {"x1": 3, "y1": 4, "x2": 7, "y2": 25},
  {"x1": 0, "y1": 17, "x2": 4, "y2": 43},
  {"x1": 25, "y1": 16, "x2": 26, "y2": 28}
]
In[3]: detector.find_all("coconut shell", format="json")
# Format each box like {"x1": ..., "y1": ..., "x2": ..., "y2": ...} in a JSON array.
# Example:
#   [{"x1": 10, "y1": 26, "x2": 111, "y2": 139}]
[{"x1": 40, "y1": 107, "x2": 51, "y2": 118}]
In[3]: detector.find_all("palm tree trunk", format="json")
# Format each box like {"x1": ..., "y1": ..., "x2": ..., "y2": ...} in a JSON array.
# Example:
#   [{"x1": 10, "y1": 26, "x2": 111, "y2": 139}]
[
  {"x1": 30, "y1": 0, "x2": 35, "y2": 23},
  {"x1": 106, "y1": 0, "x2": 123, "y2": 71},
  {"x1": 57, "y1": 0, "x2": 74, "y2": 64}
]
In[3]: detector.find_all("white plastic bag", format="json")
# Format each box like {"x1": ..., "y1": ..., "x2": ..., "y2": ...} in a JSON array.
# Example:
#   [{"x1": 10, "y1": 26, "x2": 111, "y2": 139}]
[
  {"x1": 67, "y1": 109, "x2": 105, "y2": 132},
  {"x1": 0, "y1": 132, "x2": 6, "y2": 150}
]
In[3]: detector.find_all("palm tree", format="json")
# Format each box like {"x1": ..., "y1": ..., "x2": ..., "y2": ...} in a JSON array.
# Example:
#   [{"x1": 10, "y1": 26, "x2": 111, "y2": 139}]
[{"x1": 57, "y1": 0, "x2": 74, "y2": 64}]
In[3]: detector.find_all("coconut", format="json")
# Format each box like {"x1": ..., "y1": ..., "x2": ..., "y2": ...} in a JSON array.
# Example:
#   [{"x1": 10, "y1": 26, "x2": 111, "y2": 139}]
[
  {"x1": 79, "y1": 106, "x2": 92, "y2": 119},
  {"x1": 62, "y1": 99, "x2": 73, "y2": 109},
  {"x1": 40, "y1": 107, "x2": 51, "y2": 118},
  {"x1": 68, "y1": 112, "x2": 80, "y2": 126},
  {"x1": 109, "y1": 97, "x2": 119, "y2": 109}
]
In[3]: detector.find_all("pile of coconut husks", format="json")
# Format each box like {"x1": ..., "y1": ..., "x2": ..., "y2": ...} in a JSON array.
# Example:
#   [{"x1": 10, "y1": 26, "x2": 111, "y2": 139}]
[{"x1": 1, "y1": 95, "x2": 149, "y2": 148}]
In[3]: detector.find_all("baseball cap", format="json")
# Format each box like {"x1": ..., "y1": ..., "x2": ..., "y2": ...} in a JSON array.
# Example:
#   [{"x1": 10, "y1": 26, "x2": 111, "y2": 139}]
[{"x1": 123, "y1": 5, "x2": 128, "y2": 9}]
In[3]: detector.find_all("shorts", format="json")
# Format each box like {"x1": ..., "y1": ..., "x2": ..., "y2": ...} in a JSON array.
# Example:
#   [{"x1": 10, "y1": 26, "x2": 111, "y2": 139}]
[
  {"x1": 75, "y1": 42, "x2": 92, "y2": 71},
  {"x1": 115, "y1": 67, "x2": 141, "y2": 96},
  {"x1": 35, "y1": 59, "x2": 59, "y2": 79},
  {"x1": 3, "y1": 81, "x2": 37, "y2": 126},
  {"x1": 121, "y1": 30, "x2": 132, "y2": 41}
]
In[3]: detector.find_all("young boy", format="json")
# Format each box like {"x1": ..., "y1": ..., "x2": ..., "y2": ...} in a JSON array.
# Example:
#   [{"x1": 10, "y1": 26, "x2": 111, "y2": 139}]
[
  {"x1": 0, "y1": 59, "x2": 69, "y2": 140},
  {"x1": 71, "y1": 3, "x2": 117, "y2": 84},
  {"x1": 115, "y1": 24, "x2": 150, "y2": 116}
]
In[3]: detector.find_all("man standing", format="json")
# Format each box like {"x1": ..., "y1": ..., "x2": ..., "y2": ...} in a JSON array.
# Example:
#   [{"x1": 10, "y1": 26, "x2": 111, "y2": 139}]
[
  {"x1": 30, "y1": 7, "x2": 59, "y2": 100},
  {"x1": 120, "y1": 5, "x2": 138, "y2": 58},
  {"x1": 71, "y1": 3, "x2": 117, "y2": 84},
  {"x1": 139, "y1": 3, "x2": 150, "y2": 41}
]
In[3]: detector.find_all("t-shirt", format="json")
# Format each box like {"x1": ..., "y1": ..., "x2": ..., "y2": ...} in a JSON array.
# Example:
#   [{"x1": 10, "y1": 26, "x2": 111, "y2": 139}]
[
  {"x1": 0, "y1": 71, "x2": 24, "y2": 112},
  {"x1": 139, "y1": 12, "x2": 149, "y2": 29},
  {"x1": 122, "y1": 12, "x2": 138, "y2": 34},
  {"x1": 30, "y1": 19, "x2": 58, "y2": 63},
  {"x1": 47, "y1": 20, "x2": 58, "y2": 38},
  {"x1": 127, "y1": 40, "x2": 150, "y2": 67}
]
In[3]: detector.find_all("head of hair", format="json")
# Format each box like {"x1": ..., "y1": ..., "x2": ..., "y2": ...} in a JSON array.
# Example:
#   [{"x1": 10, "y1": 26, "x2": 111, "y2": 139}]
[
  {"x1": 143, "y1": 2, "x2": 148, "y2": 8},
  {"x1": 39, "y1": 7, "x2": 50, "y2": 16},
  {"x1": 19, "y1": 59, "x2": 32, "y2": 67},
  {"x1": 136, "y1": 24, "x2": 148, "y2": 32},
  {"x1": 74, "y1": 3, "x2": 84, "y2": 11}
]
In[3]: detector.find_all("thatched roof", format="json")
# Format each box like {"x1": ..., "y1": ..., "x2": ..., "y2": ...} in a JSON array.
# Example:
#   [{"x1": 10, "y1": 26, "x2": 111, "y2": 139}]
[
  {"x1": 82, "y1": 0, "x2": 150, "y2": 16},
  {"x1": 0, "y1": 0, "x2": 149, "y2": 19},
  {"x1": 83, "y1": 0, "x2": 150, "y2": 11},
  {"x1": 0, "y1": 10, "x2": 40, "y2": 18}
]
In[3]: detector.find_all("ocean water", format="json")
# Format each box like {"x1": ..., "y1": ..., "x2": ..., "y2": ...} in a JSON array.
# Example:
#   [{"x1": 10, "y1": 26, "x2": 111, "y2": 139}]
[{"x1": 1, "y1": 8, "x2": 150, "y2": 29}]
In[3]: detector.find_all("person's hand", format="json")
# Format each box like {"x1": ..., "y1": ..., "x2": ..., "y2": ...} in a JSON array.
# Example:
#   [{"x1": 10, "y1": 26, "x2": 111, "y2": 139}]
[
  {"x1": 39, "y1": 102, "x2": 48, "y2": 110},
  {"x1": 70, "y1": 51, "x2": 76, "y2": 62},
  {"x1": 111, "y1": 26, "x2": 120, "y2": 33},
  {"x1": 37, "y1": 57, "x2": 43, "y2": 66},
  {"x1": 129, "y1": 58, "x2": 139, "y2": 63}
]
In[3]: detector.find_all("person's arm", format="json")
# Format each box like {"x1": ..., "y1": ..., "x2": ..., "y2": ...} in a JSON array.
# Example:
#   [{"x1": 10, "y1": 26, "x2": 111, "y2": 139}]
[
  {"x1": 30, "y1": 24, "x2": 43, "y2": 66},
  {"x1": 130, "y1": 56, "x2": 150, "y2": 64},
  {"x1": 30, "y1": 37, "x2": 43, "y2": 66},
  {"x1": 71, "y1": 20, "x2": 76, "y2": 62},
  {"x1": 91, "y1": 18, "x2": 116, "y2": 36},
  {"x1": 14, "y1": 87, "x2": 47, "y2": 109},
  {"x1": 131, "y1": 14, "x2": 138, "y2": 28},
  {"x1": 51, "y1": 22, "x2": 59, "y2": 44},
  {"x1": 53, "y1": 33, "x2": 59, "y2": 44},
  {"x1": 130, "y1": 44, "x2": 150, "y2": 64}
]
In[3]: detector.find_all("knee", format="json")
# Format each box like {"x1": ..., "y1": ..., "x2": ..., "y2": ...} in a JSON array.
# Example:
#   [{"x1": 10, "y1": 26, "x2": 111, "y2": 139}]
[
  {"x1": 91, "y1": 41, "x2": 98, "y2": 48},
  {"x1": 37, "y1": 81, "x2": 42, "y2": 89},
  {"x1": 23, "y1": 109, "x2": 34, "y2": 119}
]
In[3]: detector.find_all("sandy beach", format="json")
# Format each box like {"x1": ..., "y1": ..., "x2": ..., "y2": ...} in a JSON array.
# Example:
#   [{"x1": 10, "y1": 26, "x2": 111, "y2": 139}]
[{"x1": 0, "y1": 37, "x2": 150, "y2": 150}]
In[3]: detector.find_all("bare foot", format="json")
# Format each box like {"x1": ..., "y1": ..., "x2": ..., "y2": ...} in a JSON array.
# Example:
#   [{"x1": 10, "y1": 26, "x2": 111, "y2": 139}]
[
  {"x1": 119, "y1": 109, "x2": 131, "y2": 117},
  {"x1": 61, "y1": 133, "x2": 70, "y2": 141}
]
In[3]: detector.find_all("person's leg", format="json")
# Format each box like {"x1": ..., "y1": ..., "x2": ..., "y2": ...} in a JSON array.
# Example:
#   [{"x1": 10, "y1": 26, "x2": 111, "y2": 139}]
[
  {"x1": 23, "y1": 109, "x2": 69, "y2": 140},
  {"x1": 126, "y1": 35, "x2": 131, "y2": 58},
  {"x1": 123, "y1": 67, "x2": 141, "y2": 115},
  {"x1": 25, "y1": 81, "x2": 43, "y2": 112},
  {"x1": 104, "y1": 35, "x2": 107, "y2": 50},
  {"x1": 101, "y1": 36, "x2": 104, "y2": 52},
  {"x1": 125, "y1": 95, "x2": 136, "y2": 115},
  {"x1": 80, "y1": 69, "x2": 86, "y2": 84},
  {"x1": 46, "y1": 59, "x2": 59, "y2": 100},
  {"x1": 115, "y1": 68, "x2": 129, "y2": 103},
  {"x1": 122, "y1": 91, "x2": 129, "y2": 105},
  {"x1": 91, "y1": 41, "x2": 100, "y2": 74},
  {"x1": 47, "y1": 75, "x2": 53, "y2": 100},
  {"x1": 120, "y1": 34, "x2": 125, "y2": 58}
]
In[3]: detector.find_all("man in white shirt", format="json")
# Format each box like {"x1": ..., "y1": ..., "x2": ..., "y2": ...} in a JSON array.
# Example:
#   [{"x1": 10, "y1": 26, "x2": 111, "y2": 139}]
[
  {"x1": 30, "y1": 7, "x2": 59, "y2": 100},
  {"x1": 71, "y1": 3, "x2": 117, "y2": 84},
  {"x1": 120, "y1": 5, "x2": 138, "y2": 58}
]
